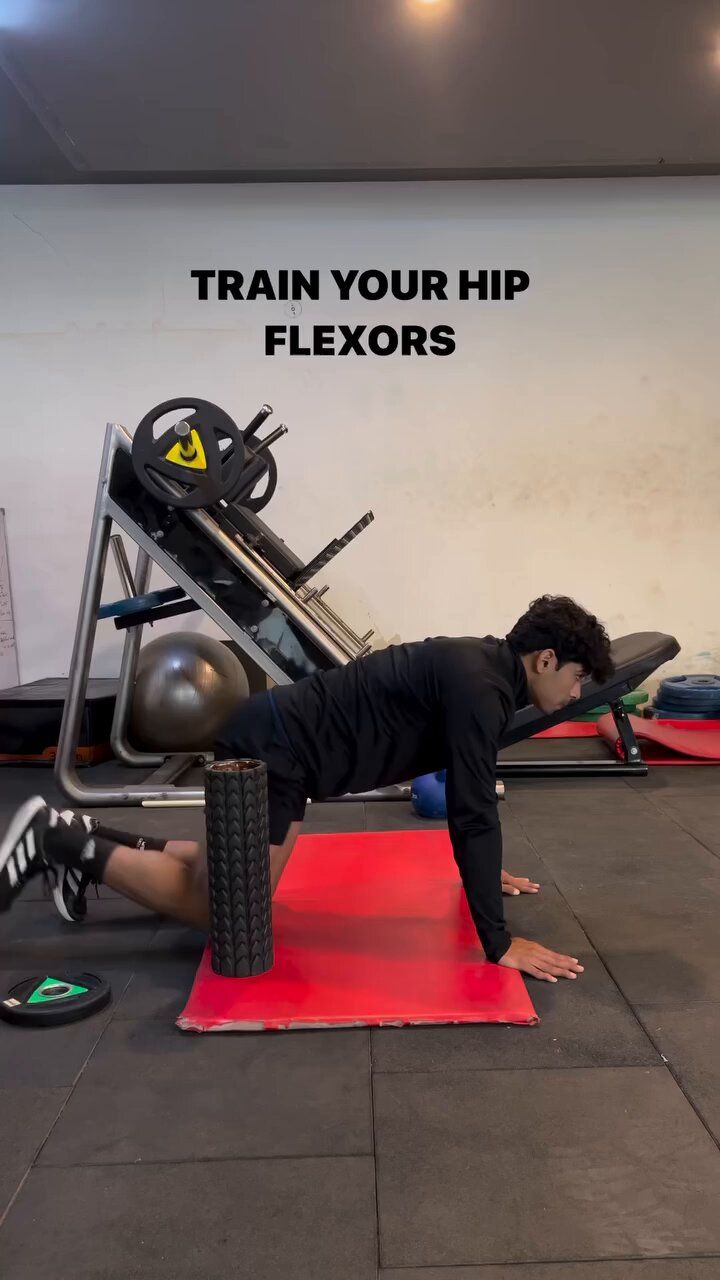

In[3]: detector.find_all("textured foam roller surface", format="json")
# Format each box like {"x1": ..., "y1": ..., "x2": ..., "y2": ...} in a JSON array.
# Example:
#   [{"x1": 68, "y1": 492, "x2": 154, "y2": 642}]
[{"x1": 205, "y1": 759, "x2": 274, "y2": 977}]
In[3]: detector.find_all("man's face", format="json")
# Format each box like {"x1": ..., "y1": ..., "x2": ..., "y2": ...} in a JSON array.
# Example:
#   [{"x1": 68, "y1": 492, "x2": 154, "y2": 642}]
[{"x1": 528, "y1": 651, "x2": 586, "y2": 714}]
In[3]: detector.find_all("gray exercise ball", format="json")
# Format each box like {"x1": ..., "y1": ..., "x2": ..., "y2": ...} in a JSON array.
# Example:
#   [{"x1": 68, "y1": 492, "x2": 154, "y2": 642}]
[{"x1": 130, "y1": 632, "x2": 249, "y2": 752}]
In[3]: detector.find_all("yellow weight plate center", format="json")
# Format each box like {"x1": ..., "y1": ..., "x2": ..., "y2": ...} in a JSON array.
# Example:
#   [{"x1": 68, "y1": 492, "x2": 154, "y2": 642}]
[{"x1": 165, "y1": 429, "x2": 207, "y2": 471}]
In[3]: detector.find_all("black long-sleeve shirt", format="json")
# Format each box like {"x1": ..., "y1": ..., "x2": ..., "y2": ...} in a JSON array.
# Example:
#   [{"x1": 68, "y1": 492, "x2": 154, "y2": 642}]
[{"x1": 272, "y1": 635, "x2": 529, "y2": 962}]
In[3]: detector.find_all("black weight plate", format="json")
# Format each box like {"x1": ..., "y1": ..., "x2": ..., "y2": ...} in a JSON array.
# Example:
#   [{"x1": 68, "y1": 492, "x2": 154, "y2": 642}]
[
  {"x1": 132, "y1": 398, "x2": 246, "y2": 509},
  {"x1": 651, "y1": 707, "x2": 718, "y2": 720},
  {"x1": 0, "y1": 973, "x2": 112, "y2": 1027},
  {"x1": 657, "y1": 680, "x2": 720, "y2": 694},
  {"x1": 655, "y1": 692, "x2": 720, "y2": 709},
  {"x1": 655, "y1": 694, "x2": 720, "y2": 711},
  {"x1": 227, "y1": 444, "x2": 278, "y2": 514},
  {"x1": 659, "y1": 675, "x2": 720, "y2": 700},
  {"x1": 244, "y1": 450, "x2": 278, "y2": 513}
]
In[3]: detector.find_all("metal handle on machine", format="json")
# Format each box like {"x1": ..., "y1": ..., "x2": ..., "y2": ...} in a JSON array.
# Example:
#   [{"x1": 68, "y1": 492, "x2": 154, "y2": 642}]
[
  {"x1": 254, "y1": 423, "x2": 288, "y2": 454},
  {"x1": 298, "y1": 587, "x2": 374, "y2": 652},
  {"x1": 291, "y1": 512, "x2": 375, "y2": 588},
  {"x1": 110, "y1": 535, "x2": 137, "y2": 599},
  {"x1": 242, "y1": 404, "x2": 273, "y2": 445},
  {"x1": 228, "y1": 425, "x2": 288, "y2": 502}
]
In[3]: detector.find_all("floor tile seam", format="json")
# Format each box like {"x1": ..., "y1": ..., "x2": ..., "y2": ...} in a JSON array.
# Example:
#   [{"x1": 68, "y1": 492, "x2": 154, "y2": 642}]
[
  {"x1": 34, "y1": 1152, "x2": 376, "y2": 1169},
  {"x1": 638, "y1": 791, "x2": 720, "y2": 864},
  {"x1": 0, "y1": 976, "x2": 133, "y2": 1231},
  {"x1": 378, "y1": 1250, "x2": 720, "y2": 1271},
  {"x1": 369, "y1": 1025, "x2": 382, "y2": 1277},
  {"x1": 370, "y1": 1062, "x2": 663, "y2": 1076},
  {"x1": 510, "y1": 808, "x2": 720, "y2": 1155}
]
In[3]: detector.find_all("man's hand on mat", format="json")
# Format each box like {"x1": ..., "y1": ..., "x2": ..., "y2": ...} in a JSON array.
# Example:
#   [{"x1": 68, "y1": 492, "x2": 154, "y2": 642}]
[
  {"x1": 501, "y1": 870, "x2": 540, "y2": 896},
  {"x1": 498, "y1": 937, "x2": 584, "y2": 983}
]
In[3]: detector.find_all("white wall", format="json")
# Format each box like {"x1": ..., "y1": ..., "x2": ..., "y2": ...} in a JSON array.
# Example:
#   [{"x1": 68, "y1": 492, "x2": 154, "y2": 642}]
[{"x1": 1, "y1": 178, "x2": 718, "y2": 689}]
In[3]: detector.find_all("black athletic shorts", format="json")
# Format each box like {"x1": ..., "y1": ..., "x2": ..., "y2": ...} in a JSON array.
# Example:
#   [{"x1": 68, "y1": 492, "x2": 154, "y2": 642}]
[{"x1": 214, "y1": 691, "x2": 308, "y2": 846}]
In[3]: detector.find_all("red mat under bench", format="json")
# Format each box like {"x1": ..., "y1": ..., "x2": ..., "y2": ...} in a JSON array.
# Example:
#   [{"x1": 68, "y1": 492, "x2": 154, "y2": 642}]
[
  {"x1": 537, "y1": 718, "x2": 720, "y2": 763},
  {"x1": 179, "y1": 829, "x2": 537, "y2": 1033},
  {"x1": 598, "y1": 714, "x2": 720, "y2": 763}
]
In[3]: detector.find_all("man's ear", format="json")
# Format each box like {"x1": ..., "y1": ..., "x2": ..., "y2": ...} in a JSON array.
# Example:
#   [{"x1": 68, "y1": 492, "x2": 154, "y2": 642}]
[{"x1": 537, "y1": 648, "x2": 558, "y2": 672}]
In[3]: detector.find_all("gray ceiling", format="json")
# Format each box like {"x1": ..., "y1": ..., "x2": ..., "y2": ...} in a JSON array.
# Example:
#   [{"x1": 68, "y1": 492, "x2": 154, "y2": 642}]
[{"x1": 2, "y1": 0, "x2": 720, "y2": 183}]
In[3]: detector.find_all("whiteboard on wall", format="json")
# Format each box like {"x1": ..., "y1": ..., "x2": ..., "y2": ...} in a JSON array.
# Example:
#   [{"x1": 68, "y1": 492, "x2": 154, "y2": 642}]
[{"x1": 0, "y1": 509, "x2": 19, "y2": 691}]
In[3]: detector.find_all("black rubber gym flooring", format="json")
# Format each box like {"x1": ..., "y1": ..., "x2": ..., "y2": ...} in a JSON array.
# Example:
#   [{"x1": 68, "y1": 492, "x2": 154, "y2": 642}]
[{"x1": 1, "y1": 763, "x2": 720, "y2": 1277}]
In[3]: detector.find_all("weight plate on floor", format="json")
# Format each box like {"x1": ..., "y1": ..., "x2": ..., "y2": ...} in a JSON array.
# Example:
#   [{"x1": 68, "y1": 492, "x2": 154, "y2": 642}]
[
  {"x1": 132, "y1": 398, "x2": 246, "y2": 509},
  {"x1": 652, "y1": 707, "x2": 720, "y2": 721},
  {"x1": 655, "y1": 694, "x2": 720, "y2": 712},
  {"x1": 656, "y1": 695, "x2": 720, "y2": 711},
  {"x1": 0, "y1": 973, "x2": 112, "y2": 1027},
  {"x1": 659, "y1": 675, "x2": 720, "y2": 700}
]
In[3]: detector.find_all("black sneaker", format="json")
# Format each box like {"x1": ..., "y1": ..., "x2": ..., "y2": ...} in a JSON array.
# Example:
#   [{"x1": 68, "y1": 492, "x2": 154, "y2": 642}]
[
  {"x1": 51, "y1": 862, "x2": 94, "y2": 923},
  {"x1": 51, "y1": 810, "x2": 97, "y2": 923},
  {"x1": 0, "y1": 796, "x2": 52, "y2": 912}
]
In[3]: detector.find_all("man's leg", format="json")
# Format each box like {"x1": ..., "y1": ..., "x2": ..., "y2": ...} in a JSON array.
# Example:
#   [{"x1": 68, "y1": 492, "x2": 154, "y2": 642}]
[
  {"x1": 100, "y1": 821, "x2": 303, "y2": 927},
  {"x1": 89, "y1": 826, "x2": 201, "y2": 868},
  {"x1": 163, "y1": 840, "x2": 203, "y2": 866},
  {"x1": 269, "y1": 821, "x2": 302, "y2": 893},
  {"x1": 102, "y1": 842, "x2": 211, "y2": 928},
  {"x1": 51, "y1": 812, "x2": 206, "y2": 922},
  {"x1": 0, "y1": 795, "x2": 305, "y2": 930}
]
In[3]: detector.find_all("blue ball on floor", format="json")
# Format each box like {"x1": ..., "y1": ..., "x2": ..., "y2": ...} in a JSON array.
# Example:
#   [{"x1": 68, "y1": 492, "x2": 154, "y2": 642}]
[{"x1": 411, "y1": 770, "x2": 447, "y2": 819}]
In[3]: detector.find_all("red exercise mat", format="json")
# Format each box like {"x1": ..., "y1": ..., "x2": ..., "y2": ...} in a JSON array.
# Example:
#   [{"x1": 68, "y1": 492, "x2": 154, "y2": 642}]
[
  {"x1": 597, "y1": 713, "x2": 720, "y2": 763},
  {"x1": 179, "y1": 829, "x2": 537, "y2": 1032}
]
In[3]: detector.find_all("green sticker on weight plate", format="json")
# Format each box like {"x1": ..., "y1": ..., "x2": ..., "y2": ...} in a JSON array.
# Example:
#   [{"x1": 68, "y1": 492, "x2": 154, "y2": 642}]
[
  {"x1": 0, "y1": 973, "x2": 111, "y2": 1026},
  {"x1": 27, "y1": 976, "x2": 90, "y2": 1004}
]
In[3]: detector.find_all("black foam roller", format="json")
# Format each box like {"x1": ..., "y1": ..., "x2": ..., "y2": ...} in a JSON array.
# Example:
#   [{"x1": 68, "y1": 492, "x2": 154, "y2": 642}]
[{"x1": 205, "y1": 759, "x2": 274, "y2": 977}]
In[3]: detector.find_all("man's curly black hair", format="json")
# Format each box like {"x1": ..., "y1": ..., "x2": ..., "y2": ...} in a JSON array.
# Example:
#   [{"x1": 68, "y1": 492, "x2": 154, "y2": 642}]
[{"x1": 506, "y1": 595, "x2": 615, "y2": 684}]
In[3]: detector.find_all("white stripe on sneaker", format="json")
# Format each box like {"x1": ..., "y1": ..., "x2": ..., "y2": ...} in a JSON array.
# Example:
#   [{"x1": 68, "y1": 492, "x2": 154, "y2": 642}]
[
  {"x1": 7, "y1": 858, "x2": 18, "y2": 888},
  {"x1": 26, "y1": 828, "x2": 37, "y2": 864},
  {"x1": 15, "y1": 841, "x2": 27, "y2": 874},
  {"x1": 51, "y1": 865, "x2": 88, "y2": 923},
  {"x1": 0, "y1": 796, "x2": 47, "y2": 887}
]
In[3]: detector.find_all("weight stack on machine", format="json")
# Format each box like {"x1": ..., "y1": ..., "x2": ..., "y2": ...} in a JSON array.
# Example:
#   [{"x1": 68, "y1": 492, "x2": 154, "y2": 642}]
[{"x1": 205, "y1": 759, "x2": 274, "y2": 977}]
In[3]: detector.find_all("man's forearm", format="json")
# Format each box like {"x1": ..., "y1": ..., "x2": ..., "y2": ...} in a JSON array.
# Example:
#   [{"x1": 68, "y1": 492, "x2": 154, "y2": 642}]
[{"x1": 450, "y1": 822, "x2": 512, "y2": 962}]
